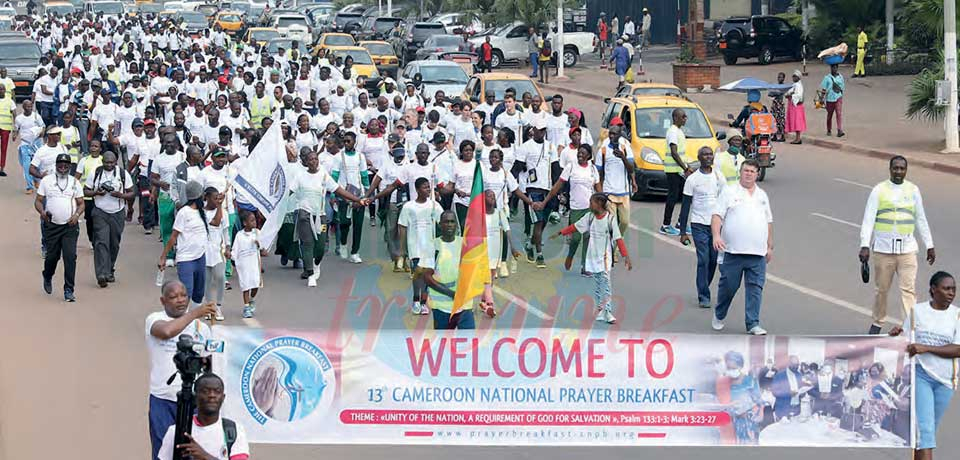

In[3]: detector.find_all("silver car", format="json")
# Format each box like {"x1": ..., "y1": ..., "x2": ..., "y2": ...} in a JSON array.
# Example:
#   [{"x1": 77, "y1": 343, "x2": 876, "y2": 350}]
[
  {"x1": 399, "y1": 60, "x2": 469, "y2": 102},
  {"x1": 414, "y1": 34, "x2": 469, "y2": 61}
]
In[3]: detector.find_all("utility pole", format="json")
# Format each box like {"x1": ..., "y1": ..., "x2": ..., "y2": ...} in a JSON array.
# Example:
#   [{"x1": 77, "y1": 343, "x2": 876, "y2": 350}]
[
  {"x1": 885, "y1": 0, "x2": 894, "y2": 64},
  {"x1": 557, "y1": 0, "x2": 565, "y2": 78},
  {"x1": 801, "y1": 0, "x2": 809, "y2": 75},
  {"x1": 944, "y1": 0, "x2": 959, "y2": 152}
]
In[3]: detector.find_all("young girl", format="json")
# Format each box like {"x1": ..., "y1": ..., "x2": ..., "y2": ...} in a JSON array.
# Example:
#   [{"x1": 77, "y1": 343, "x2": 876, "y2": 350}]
[
  {"x1": 398, "y1": 177, "x2": 443, "y2": 315},
  {"x1": 481, "y1": 190, "x2": 519, "y2": 317},
  {"x1": 551, "y1": 193, "x2": 632, "y2": 324},
  {"x1": 232, "y1": 211, "x2": 267, "y2": 318},
  {"x1": 202, "y1": 187, "x2": 229, "y2": 321}
]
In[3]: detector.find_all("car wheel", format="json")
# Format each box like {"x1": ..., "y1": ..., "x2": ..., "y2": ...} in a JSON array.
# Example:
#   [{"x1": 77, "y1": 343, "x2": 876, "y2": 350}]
[
  {"x1": 563, "y1": 47, "x2": 578, "y2": 67},
  {"x1": 758, "y1": 46, "x2": 773, "y2": 65},
  {"x1": 758, "y1": 167, "x2": 767, "y2": 182},
  {"x1": 490, "y1": 50, "x2": 503, "y2": 69},
  {"x1": 723, "y1": 54, "x2": 737, "y2": 65}
]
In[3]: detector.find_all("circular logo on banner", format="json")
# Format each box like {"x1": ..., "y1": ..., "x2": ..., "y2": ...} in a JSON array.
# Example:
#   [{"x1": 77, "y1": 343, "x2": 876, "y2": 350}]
[
  {"x1": 269, "y1": 164, "x2": 286, "y2": 203},
  {"x1": 241, "y1": 336, "x2": 336, "y2": 425}
]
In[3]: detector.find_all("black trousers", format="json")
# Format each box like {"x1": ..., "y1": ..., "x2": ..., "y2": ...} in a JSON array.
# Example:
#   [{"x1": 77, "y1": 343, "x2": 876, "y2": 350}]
[
  {"x1": 42, "y1": 221, "x2": 79, "y2": 292},
  {"x1": 92, "y1": 207, "x2": 125, "y2": 280},
  {"x1": 663, "y1": 172, "x2": 685, "y2": 226},
  {"x1": 83, "y1": 200, "x2": 95, "y2": 245},
  {"x1": 138, "y1": 176, "x2": 157, "y2": 230}
]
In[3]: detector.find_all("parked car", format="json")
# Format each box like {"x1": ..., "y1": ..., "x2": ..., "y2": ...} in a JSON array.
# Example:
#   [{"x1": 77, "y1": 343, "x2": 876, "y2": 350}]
[
  {"x1": 717, "y1": 15, "x2": 804, "y2": 65},
  {"x1": 175, "y1": 10, "x2": 208, "y2": 35},
  {"x1": 272, "y1": 13, "x2": 312, "y2": 43},
  {"x1": 243, "y1": 27, "x2": 281, "y2": 46},
  {"x1": 330, "y1": 11, "x2": 363, "y2": 33},
  {"x1": 461, "y1": 72, "x2": 542, "y2": 104},
  {"x1": 336, "y1": 2, "x2": 365, "y2": 14},
  {"x1": 392, "y1": 21, "x2": 445, "y2": 67},
  {"x1": 313, "y1": 32, "x2": 355, "y2": 56},
  {"x1": 44, "y1": 2, "x2": 77, "y2": 16},
  {"x1": 195, "y1": 3, "x2": 219, "y2": 19},
  {"x1": 329, "y1": 46, "x2": 379, "y2": 78},
  {"x1": 414, "y1": 34, "x2": 470, "y2": 61},
  {"x1": 360, "y1": 40, "x2": 400, "y2": 79},
  {"x1": 358, "y1": 16, "x2": 402, "y2": 41},
  {"x1": 0, "y1": 38, "x2": 41, "y2": 101},
  {"x1": 430, "y1": 12, "x2": 482, "y2": 36},
  {"x1": 85, "y1": 1, "x2": 126, "y2": 16},
  {"x1": 467, "y1": 21, "x2": 593, "y2": 68},
  {"x1": 215, "y1": 11, "x2": 245, "y2": 36},
  {"x1": 134, "y1": 2, "x2": 164, "y2": 16},
  {"x1": 265, "y1": 38, "x2": 309, "y2": 57},
  {"x1": 400, "y1": 60, "x2": 470, "y2": 102},
  {"x1": 613, "y1": 82, "x2": 685, "y2": 99}
]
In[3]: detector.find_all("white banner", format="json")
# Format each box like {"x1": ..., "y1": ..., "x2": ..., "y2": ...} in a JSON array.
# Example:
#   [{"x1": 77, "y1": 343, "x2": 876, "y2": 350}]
[{"x1": 232, "y1": 121, "x2": 290, "y2": 248}]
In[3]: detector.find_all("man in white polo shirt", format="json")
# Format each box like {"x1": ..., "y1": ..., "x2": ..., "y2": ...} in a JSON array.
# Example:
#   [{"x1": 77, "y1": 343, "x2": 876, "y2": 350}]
[
  {"x1": 710, "y1": 159, "x2": 773, "y2": 335},
  {"x1": 35, "y1": 153, "x2": 84, "y2": 302}
]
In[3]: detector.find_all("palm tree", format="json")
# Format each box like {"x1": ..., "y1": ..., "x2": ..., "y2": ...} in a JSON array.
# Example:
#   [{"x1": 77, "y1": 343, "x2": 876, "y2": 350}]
[
  {"x1": 902, "y1": 1, "x2": 959, "y2": 122},
  {"x1": 445, "y1": 0, "x2": 497, "y2": 28}
]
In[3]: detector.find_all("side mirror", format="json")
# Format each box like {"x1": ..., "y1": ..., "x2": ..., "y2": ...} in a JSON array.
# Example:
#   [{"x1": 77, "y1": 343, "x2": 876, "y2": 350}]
[
  {"x1": 470, "y1": 96, "x2": 480, "y2": 103},
  {"x1": 716, "y1": 131, "x2": 726, "y2": 140},
  {"x1": 603, "y1": 97, "x2": 611, "y2": 103}
]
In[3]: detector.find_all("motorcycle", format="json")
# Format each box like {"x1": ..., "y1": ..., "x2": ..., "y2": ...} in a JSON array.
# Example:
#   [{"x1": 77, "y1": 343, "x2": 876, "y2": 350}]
[{"x1": 727, "y1": 111, "x2": 777, "y2": 181}]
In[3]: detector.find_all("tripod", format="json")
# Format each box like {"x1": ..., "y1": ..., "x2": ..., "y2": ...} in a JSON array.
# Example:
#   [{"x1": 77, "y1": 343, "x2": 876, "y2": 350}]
[{"x1": 168, "y1": 368, "x2": 197, "y2": 460}]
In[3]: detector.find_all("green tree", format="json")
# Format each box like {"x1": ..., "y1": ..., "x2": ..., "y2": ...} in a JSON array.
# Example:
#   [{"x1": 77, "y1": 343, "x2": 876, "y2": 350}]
[
  {"x1": 445, "y1": 0, "x2": 497, "y2": 28},
  {"x1": 489, "y1": 0, "x2": 580, "y2": 28}
]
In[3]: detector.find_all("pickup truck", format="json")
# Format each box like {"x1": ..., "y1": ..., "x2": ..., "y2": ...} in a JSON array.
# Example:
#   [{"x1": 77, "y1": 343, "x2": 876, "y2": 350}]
[
  {"x1": 467, "y1": 21, "x2": 594, "y2": 68},
  {"x1": 0, "y1": 38, "x2": 41, "y2": 101}
]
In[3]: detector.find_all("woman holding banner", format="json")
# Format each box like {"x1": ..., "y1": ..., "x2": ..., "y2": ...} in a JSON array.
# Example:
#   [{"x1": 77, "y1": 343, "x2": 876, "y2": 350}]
[{"x1": 716, "y1": 351, "x2": 763, "y2": 444}]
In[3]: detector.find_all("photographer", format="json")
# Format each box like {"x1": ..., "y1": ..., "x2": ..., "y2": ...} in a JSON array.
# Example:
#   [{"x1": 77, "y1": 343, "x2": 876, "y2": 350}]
[
  {"x1": 84, "y1": 151, "x2": 134, "y2": 288},
  {"x1": 147, "y1": 280, "x2": 216, "y2": 460},
  {"x1": 157, "y1": 373, "x2": 251, "y2": 460}
]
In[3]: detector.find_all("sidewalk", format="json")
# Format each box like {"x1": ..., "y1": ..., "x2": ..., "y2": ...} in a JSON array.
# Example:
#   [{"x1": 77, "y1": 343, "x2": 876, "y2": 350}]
[{"x1": 538, "y1": 55, "x2": 960, "y2": 176}]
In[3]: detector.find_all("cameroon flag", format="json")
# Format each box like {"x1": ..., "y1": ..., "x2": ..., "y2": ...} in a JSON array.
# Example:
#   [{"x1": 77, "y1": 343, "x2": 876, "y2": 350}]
[{"x1": 452, "y1": 162, "x2": 491, "y2": 315}]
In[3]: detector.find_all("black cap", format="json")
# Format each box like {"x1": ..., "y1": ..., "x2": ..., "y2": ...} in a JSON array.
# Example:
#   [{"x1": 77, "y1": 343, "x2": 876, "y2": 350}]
[
  {"x1": 219, "y1": 126, "x2": 232, "y2": 135},
  {"x1": 132, "y1": 117, "x2": 144, "y2": 127},
  {"x1": 387, "y1": 133, "x2": 401, "y2": 143},
  {"x1": 432, "y1": 131, "x2": 446, "y2": 143},
  {"x1": 55, "y1": 153, "x2": 72, "y2": 164},
  {"x1": 391, "y1": 147, "x2": 406, "y2": 158}
]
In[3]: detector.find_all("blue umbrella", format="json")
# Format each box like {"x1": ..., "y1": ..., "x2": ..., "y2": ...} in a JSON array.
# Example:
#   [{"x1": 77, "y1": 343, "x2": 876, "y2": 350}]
[{"x1": 718, "y1": 77, "x2": 793, "y2": 92}]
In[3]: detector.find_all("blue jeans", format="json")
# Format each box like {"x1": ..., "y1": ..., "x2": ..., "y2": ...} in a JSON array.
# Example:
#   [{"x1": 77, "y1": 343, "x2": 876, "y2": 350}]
[
  {"x1": 148, "y1": 394, "x2": 177, "y2": 460},
  {"x1": 18, "y1": 142, "x2": 36, "y2": 190},
  {"x1": 714, "y1": 253, "x2": 766, "y2": 330},
  {"x1": 177, "y1": 255, "x2": 206, "y2": 304},
  {"x1": 916, "y1": 365, "x2": 954, "y2": 449},
  {"x1": 692, "y1": 223, "x2": 718, "y2": 305},
  {"x1": 529, "y1": 53, "x2": 539, "y2": 76},
  {"x1": 432, "y1": 309, "x2": 476, "y2": 330}
]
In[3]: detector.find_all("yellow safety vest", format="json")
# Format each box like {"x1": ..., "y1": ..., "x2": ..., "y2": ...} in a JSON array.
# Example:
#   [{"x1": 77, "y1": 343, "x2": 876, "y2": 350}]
[
  {"x1": 716, "y1": 150, "x2": 741, "y2": 185},
  {"x1": 250, "y1": 96, "x2": 273, "y2": 129},
  {"x1": 663, "y1": 125, "x2": 686, "y2": 173},
  {"x1": 60, "y1": 126, "x2": 81, "y2": 163},
  {"x1": 874, "y1": 180, "x2": 917, "y2": 236},
  {"x1": 107, "y1": 69, "x2": 122, "y2": 87},
  {"x1": 0, "y1": 97, "x2": 14, "y2": 131}
]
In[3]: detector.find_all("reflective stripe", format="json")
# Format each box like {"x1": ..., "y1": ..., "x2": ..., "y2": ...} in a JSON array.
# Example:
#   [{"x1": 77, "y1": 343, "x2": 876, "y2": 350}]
[
  {"x1": 874, "y1": 181, "x2": 917, "y2": 236},
  {"x1": 663, "y1": 125, "x2": 685, "y2": 173},
  {"x1": 250, "y1": 97, "x2": 273, "y2": 128}
]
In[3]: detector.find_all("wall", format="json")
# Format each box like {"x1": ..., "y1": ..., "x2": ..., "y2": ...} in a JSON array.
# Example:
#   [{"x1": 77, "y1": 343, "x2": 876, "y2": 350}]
[{"x1": 708, "y1": 0, "x2": 751, "y2": 19}]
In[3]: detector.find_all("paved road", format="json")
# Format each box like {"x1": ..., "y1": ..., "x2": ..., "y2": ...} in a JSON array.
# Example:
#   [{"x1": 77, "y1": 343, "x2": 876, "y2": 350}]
[{"x1": 1, "y1": 87, "x2": 957, "y2": 459}]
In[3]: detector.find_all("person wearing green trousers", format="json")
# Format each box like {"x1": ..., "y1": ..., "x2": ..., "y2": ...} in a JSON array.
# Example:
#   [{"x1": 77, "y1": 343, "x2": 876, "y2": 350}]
[{"x1": 150, "y1": 137, "x2": 186, "y2": 265}]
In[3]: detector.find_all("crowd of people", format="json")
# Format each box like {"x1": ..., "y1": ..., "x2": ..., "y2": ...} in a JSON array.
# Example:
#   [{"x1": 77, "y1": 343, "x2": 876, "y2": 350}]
[{"x1": 3, "y1": 7, "x2": 958, "y2": 460}]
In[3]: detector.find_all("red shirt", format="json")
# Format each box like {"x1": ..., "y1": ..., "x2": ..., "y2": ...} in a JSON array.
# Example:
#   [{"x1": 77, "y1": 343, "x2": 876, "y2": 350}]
[
  {"x1": 599, "y1": 21, "x2": 608, "y2": 41},
  {"x1": 481, "y1": 42, "x2": 493, "y2": 61}
]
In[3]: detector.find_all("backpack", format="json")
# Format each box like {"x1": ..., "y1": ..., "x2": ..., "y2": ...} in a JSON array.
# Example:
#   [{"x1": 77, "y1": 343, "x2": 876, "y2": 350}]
[
  {"x1": 222, "y1": 418, "x2": 237, "y2": 457},
  {"x1": 541, "y1": 39, "x2": 552, "y2": 57}
]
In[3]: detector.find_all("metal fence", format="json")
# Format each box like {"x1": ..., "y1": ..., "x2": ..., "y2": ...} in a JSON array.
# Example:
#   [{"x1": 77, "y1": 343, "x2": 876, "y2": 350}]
[{"x1": 861, "y1": 44, "x2": 935, "y2": 76}]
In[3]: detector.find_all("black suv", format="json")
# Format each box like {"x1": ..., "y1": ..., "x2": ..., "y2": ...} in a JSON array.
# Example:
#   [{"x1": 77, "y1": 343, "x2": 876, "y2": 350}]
[
  {"x1": 391, "y1": 21, "x2": 446, "y2": 66},
  {"x1": 717, "y1": 15, "x2": 804, "y2": 65}
]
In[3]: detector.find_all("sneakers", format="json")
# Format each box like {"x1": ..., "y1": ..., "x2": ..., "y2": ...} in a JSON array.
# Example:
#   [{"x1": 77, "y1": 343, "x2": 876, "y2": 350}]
[
  {"x1": 868, "y1": 324, "x2": 882, "y2": 335},
  {"x1": 64, "y1": 290, "x2": 76, "y2": 302},
  {"x1": 748, "y1": 325, "x2": 768, "y2": 336},
  {"x1": 698, "y1": 302, "x2": 711, "y2": 309},
  {"x1": 393, "y1": 258, "x2": 403, "y2": 272},
  {"x1": 659, "y1": 225, "x2": 680, "y2": 236},
  {"x1": 411, "y1": 302, "x2": 429, "y2": 315},
  {"x1": 497, "y1": 262, "x2": 510, "y2": 278},
  {"x1": 42, "y1": 276, "x2": 52, "y2": 294},
  {"x1": 563, "y1": 256, "x2": 573, "y2": 271},
  {"x1": 242, "y1": 305, "x2": 254, "y2": 318},
  {"x1": 338, "y1": 244, "x2": 348, "y2": 259},
  {"x1": 300, "y1": 269, "x2": 314, "y2": 280},
  {"x1": 595, "y1": 309, "x2": 616, "y2": 324},
  {"x1": 97, "y1": 278, "x2": 108, "y2": 288},
  {"x1": 711, "y1": 315, "x2": 725, "y2": 331},
  {"x1": 225, "y1": 281, "x2": 232, "y2": 291},
  {"x1": 596, "y1": 309, "x2": 606, "y2": 322},
  {"x1": 307, "y1": 272, "x2": 319, "y2": 287},
  {"x1": 144, "y1": 227, "x2": 153, "y2": 235},
  {"x1": 106, "y1": 274, "x2": 116, "y2": 283},
  {"x1": 348, "y1": 253, "x2": 362, "y2": 264},
  {"x1": 402, "y1": 258, "x2": 411, "y2": 273},
  {"x1": 214, "y1": 304, "x2": 225, "y2": 321},
  {"x1": 280, "y1": 254, "x2": 289, "y2": 266},
  {"x1": 164, "y1": 259, "x2": 175, "y2": 268},
  {"x1": 535, "y1": 255, "x2": 546, "y2": 269},
  {"x1": 525, "y1": 244, "x2": 535, "y2": 263}
]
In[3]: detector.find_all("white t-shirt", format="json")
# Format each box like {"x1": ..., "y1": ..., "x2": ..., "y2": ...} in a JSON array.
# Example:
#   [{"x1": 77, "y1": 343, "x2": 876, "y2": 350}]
[
  {"x1": 31, "y1": 144, "x2": 67, "y2": 177},
  {"x1": 205, "y1": 209, "x2": 229, "y2": 267},
  {"x1": 293, "y1": 167, "x2": 339, "y2": 216},
  {"x1": 594, "y1": 138, "x2": 634, "y2": 196},
  {"x1": 173, "y1": 206, "x2": 209, "y2": 263},
  {"x1": 494, "y1": 111, "x2": 525, "y2": 147},
  {"x1": 145, "y1": 311, "x2": 213, "y2": 401},
  {"x1": 332, "y1": 151, "x2": 368, "y2": 191},
  {"x1": 665, "y1": 124, "x2": 687, "y2": 157},
  {"x1": 482, "y1": 165, "x2": 518, "y2": 211},
  {"x1": 903, "y1": 301, "x2": 960, "y2": 389},
  {"x1": 398, "y1": 199, "x2": 443, "y2": 260},
  {"x1": 158, "y1": 416, "x2": 249, "y2": 460},
  {"x1": 399, "y1": 161, "x2": 438, "y2": 201},
  {"x1": 376, "y1": 160, "x2": 406, "y2": 204},
  {"x1": 682, "y1": 168, "x2": 725, "y2": 226},
  {"x1": 544, "y1": 112, "x2": 570, "y2": 146},
  {"x1": 560, "y1": 162, "x2": 600, "y2": 210},
  {"x1": 573, "y1": 211, "x2": 623, "y2": 274},
  {"x1": 451, "y1": 159, "x2": 478, "y2": 207},
  {"x1": 37, "y1": 175, "x2": 83, "y2": 224},
  {"x1": 85, "y1": 167, "x2": 133, "y2": 214},
  {"x1": 153, "y1": 152, "x2": 187, "y2": 196},
  {"x1": 714, "y1": 183, "x2": 773, "y2": 256},
  {"x1": 519, "y1": 139, "x2": 557, "y2": 191},
  {"x1": 14, "y1": 112, "x2": 44, "y2": 143}
]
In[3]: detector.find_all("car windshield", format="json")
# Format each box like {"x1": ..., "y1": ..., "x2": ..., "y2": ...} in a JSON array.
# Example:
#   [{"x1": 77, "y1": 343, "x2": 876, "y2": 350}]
[
  {"x1": 252, "y1": 30, "x2": 281, "y2": 40},
  {"x1": 220, "y1": 14, "x2": 241, "y2": 22},
  {"x1": 227, "y1": 3, "x2": 250, "y2": 12},
  {"x1": 325, "y1": 35, "x2": 354, "y2": 46},
  {"x1": 48, "y1": 5, "x2": 76, "y2": 14},
  {"x1": 374, "y1": 19, "x2": 399, "y2": 31},
  {"x1": 178, "y1": 12, "x2": 205, "y2": 22},
  {"x1": 139, "y1": 4, "x2": 162, "y2": 13},
  {"x1": 431, "y1": 36, "x2": 463, "y2": 47},
  {"x1": 484, "y1": 79, "x2": 538, "y2": 101},
  {"x1": 363, "y1": 43, "x2": 394, "y2": 56},
  {"x1": 633, "y1": 107, "x2": 713, "y2": 139},
  {"x1": 336, "y1": 13, "x2": 361, "y2": 22},
  {"x1": 412, "y1": 24, "x2": 444, "y2": 41},
  {"x1": 0, "y1": 41, "x2": 41, "y2": 60},
  {"x1": 419, "y1": 65, "x2": 468, "y2": 84},
  {"x1": 634, "y1": 87, "x2": 683, "y2": 98},
  {"x1": 277, "y1": 17, "x2": 308, "y2": 28},
  {"x1": 92, "y1": 2, "x2": 124, "y2": 14},
  {"x1": 335, "y1": 49, "x2": 373, "y2": 65}
]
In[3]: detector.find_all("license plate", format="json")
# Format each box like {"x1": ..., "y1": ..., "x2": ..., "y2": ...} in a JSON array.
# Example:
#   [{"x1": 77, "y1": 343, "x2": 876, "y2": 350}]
[
  {"x1": 719, "y1": 43, "x2": 727, "y2": 49},
  {"x1": 14, "y1": 81, "x2": 28, "y2": 87}
]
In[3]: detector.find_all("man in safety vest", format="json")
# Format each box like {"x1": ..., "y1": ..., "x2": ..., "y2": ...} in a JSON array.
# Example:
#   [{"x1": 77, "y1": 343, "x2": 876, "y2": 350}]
[
  {"x1": 249, "y1": 81, "x2": 275, "y2": 130},
  {"x1": 715, "y1": 128, "x2": 743, "y2": 186},
  {"x1": 859, "y1": 155, "x2": 935, "y2": 334}
]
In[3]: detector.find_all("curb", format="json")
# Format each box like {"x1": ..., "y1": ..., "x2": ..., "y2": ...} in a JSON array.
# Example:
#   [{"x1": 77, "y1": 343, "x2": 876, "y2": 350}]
[{"x1": 539, "y1": 81, "x2": 960, "y2": 177}]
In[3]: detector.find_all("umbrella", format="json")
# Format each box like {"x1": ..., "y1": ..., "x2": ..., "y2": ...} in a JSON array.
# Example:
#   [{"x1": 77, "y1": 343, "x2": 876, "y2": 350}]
[{"x1": 718, "y1": 77, "x2": 793, "y2": 92}]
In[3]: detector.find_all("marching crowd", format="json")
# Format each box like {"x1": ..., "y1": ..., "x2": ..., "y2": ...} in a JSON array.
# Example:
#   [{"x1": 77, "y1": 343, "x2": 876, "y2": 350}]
[{"x1": 4, "y1": 7, "x2": 958, "y2": 460}]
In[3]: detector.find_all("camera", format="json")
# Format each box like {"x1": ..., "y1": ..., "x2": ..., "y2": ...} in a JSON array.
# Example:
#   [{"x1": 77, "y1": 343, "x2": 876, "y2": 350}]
[
  {"x1": 172, "y1": 335, "x2": 210, "y2": 379},
  {"x1": 98, "y1": 183, "x2": 115, "y2": 193}
]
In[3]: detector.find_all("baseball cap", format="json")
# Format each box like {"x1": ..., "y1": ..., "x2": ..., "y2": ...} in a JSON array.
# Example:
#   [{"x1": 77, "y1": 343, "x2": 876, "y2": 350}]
[
  {"x1": 55, "y1": 153, "x2": 71, "y2": 163},
  {"x1": 47, "y1": 126, "x2": 63, "y2": 135},
  {"x1": 132, "y1": 118, "x2": 144, "y2": 127},
  {"x1": 217, "y1": 76, "x2": 229, "y2": 84},
  {"x1": 387, "y1": 133, "x2": 401, "y2": 143},
  {"x1": 212, "y1": 148, "x2": 228, "y2": 157},
  {"x1": 100, "y1": 88, "x2": 111, "y2": 95},
  {"x1": 533, "y1": 118, "x2": 547, "y2": 130},
  {"x1": 219, "y1": 126, "x2": 232, "y2": 135},
  {"x1": 725, "y1": 128, "x2": 743, "y2": 140},
  {"x1": 609, "y1": 116, "x2": 624, "y2": 126},
  {"x1": 432, "y1": 132, "x2": 446, "y2": 143},
  {"x1": 184, "y1": 181, "x2": 204, "y2": 201},
  {"x1": 391, "y1": 147, "x2": 406, "y2": 158},
  {"x1": 143, "y1": 119, "x2": 157, "y2": 126}
]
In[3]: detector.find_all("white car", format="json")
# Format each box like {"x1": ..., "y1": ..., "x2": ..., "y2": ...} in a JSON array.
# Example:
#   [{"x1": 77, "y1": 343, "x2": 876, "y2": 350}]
[
  {"x1": 272, "y1": 13, "x2": 312, "y2": 43},
  {"x1": 431, "y1": 12, "x2": 482, "y2": 36},
  {"x1": 468, "y1": 21, "x2": 594, "y2": 68},
  {"x1": 399, "y1": 60, "x2": 469, "y2": 102}
]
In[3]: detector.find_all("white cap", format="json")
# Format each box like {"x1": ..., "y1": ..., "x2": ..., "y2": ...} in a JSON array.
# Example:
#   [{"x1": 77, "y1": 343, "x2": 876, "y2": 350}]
[{"x1": 533, "y1": 118, "x2": 547, "y2": 130}]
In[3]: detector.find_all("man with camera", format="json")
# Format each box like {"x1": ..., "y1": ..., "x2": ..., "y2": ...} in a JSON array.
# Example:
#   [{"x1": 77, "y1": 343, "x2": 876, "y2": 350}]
[
  {"x1": 147, "y1": 280, "x2": 217, "y2": 460},
  {"x1": 157, "y1": 372, "x2": 250, "y2": 460},
  {"x1": 84, "y1": 151, "x2": 135, "y2": 288}
]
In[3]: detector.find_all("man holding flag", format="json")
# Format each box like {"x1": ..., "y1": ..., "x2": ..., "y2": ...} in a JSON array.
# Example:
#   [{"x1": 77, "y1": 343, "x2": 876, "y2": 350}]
[{"x1": 423, "y1": 162, "x2": 490, "y2": 329}]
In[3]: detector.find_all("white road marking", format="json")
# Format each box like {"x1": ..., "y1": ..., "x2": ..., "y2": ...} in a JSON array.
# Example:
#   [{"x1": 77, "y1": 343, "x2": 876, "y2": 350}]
[
  {"x1": 493, "y1": 286, "x2": 554, "y2": 320},
  {"x1": 811, "y1": 212, "x2": 861, "y2": 229},
  {"x1": 628, "y1": 222, "x2": 875, "y2": 319},
  {"x1": 834, "y1": 178, "x2": 873, "y2": 189}
]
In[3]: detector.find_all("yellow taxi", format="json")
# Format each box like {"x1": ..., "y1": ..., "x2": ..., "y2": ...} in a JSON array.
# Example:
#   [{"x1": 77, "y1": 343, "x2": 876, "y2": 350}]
[
  {"x1": 461, "y1": 72, "x2": 543, "y2": 104},
  {"x1": 359, "y1": 40, "x2": 399, "y2": 78},
  {"x1": 313, "y1": 33, "x2": 357, "y2": 56},
  {"x1": 214, "y1": 11, "x2": 244, "y2": 36},
  {"x1": 330, "y1": 47, "x2": 379, "y2": 78},
  {"x1": 243, "y1": 27, "x2": 282, "y2": 47},
  {"x1": 613, "y1": 82, "x2": 685, "y2": 99},
  {"x1": 597, "y1": 95, "x2": 724, "y2": 199}
]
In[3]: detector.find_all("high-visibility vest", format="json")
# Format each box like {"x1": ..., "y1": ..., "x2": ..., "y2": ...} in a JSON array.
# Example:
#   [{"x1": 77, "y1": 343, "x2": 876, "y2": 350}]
[
  {"x1": 60, "y1": 126, "x2": 81, "y2": 163},
  {"x1": 875, "y1": 180, "x2": 918, "y2": 236},
  {"x1": 663, "y1": 125, "x2": 685, "y2": 173},
  {"x1": 250, "y1": 96, "x2": 273, "y2": 129},
  {"x1": 0, "y1": 97, "x2": 14, "y2": 131},
  {"x1": 716, "y1": 151, "x2": 741, "y2": 185},
  {"x1": 107, "y1": 69, "x2": 122, "y2": 88}
]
